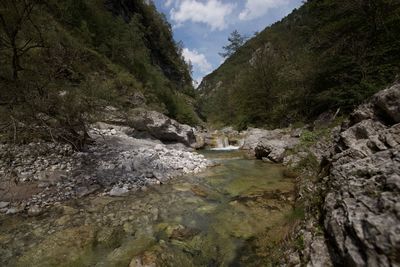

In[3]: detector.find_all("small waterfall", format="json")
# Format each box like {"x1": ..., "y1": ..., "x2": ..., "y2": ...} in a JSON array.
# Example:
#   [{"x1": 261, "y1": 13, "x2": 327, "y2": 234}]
[
  {"x1": 222, "y1": 136, "x2": 229, "y2": 147},
  {"x1": 215, "y1": 135, "x2": 229, "y2": 148},
  {"x1": 211, "y1": 135, "x2": 240, "y2": 150},
  {"x1": 215, "y1": 136, "x2": 224, "y2": 148}
]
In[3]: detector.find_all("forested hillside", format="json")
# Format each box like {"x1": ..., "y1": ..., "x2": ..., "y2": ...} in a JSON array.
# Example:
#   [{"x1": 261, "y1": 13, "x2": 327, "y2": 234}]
[
  {"x1": 199, "y1": 0, "x2": 400, "y2": 129},
  {"x1": 0, "y1": 0, "x2": 198, "y2": 149}
]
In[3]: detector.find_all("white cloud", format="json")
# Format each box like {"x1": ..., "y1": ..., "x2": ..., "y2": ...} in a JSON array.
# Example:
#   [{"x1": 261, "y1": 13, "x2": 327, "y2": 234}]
[
  {"x1": 182, "y1": 48, "x2": 212, "y2": 74},
  {"x1": 165, "y1": 0, "x2": 175, "y2": 7},
  {"x1": 192, "y1": 78, "x2": 202, "y2": 88},
  {"x1": 170, "y1": 0, "x2": 235, "y2": 31},
  {"x1": 239, "y1": 0, "x2": 289, "y2": 21}
]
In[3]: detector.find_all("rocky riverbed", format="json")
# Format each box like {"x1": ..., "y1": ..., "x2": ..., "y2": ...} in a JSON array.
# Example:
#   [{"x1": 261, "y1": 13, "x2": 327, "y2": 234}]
[
  {"x1": 0, "y1": 83, "x2": 398, "y2": 266},
  {"x1": 0, "y1": 150, "x2": 294, "y2": 267},
  {"x1": 0, "y1": 122, "x2": 210, "y2": 215},
  {"x1": 242, "y1": 82, "x2": 400, "y2": 266},
  {"x1": 202, "y1": 82, "x2": 400, "y2": 266}
]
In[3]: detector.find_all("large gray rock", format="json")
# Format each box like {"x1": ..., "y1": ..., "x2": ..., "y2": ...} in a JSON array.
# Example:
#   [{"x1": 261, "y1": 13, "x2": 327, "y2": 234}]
[
  {"x1": 127, "y1": 108, "x2": 196, "y2": 146},
  {"x1": 351, "y1": 83, "x2": 400, "y2": 125},
  {"x1": 321, "y1": 82, "x2": 400, "y2": 266},
  {"x1": 254, "y1": 139, "x2": 287, "y2": 163},
  {"x1": 193, "y1": 130, "x2": 206, "y2": 149},
  {"x1": 241, "y1": 128, "x2": 288, "y2": 151},
  {"x1": 372, "y1": 83, "x2": 400, "y2": 123},
  {"x1": 248, "y1": 128, "x2": 299, "y2": 163}
]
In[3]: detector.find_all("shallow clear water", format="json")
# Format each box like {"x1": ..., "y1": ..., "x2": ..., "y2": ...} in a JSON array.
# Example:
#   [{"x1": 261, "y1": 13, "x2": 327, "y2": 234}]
[{"x1": 0, "y1": 150, "x2": 294, "y2": 267}]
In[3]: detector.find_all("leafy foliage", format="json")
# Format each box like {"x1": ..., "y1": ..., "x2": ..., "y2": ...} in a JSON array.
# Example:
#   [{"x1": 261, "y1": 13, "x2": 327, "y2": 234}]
[{"x1": 199, "y1": 0, "x2": 400, "y2": 129}]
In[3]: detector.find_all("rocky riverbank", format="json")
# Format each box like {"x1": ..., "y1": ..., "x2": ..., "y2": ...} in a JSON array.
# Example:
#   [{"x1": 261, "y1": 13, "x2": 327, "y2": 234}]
[
  {"x1": 1, "y1": 82, "x2": 398, "y2": 265},
  {"x1": 0, "y1": 114, "x2": 210, "y2": 216},
  {"x1": 321, "y1": 83, "x2": 400, "y2": 266},
  {"x1": 237, "y1": 82, "x2": 400, "y2": 266}
]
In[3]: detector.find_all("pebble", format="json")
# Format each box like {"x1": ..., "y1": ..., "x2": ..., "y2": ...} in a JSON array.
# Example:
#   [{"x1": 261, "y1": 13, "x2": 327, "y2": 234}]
[
  {"x1": 0, "y1": 202, "x2": 10, "y2": 209},
  {"x1": 6, "y1": 208, "x2": 18, "y2": 215},
  {"x1": 28, "y1": 205, "x2": 42, "y2": 216},
  {"x1": 109, "y1": 187, "x2": 130, "y2": 197}
]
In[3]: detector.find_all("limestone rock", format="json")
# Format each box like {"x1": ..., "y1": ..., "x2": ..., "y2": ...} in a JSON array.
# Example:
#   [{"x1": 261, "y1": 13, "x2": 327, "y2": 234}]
[
  {"x1": 372, "y1": 83, "x2": 400, "y2": 123},
  {"x1": 241, "y1": 128, "x2": 287, "y2": 151},
  {"x1": 109, "y1": 187, "x2": 129, "y2": 197},
  {"x1": 307, "y1": 236, "x2": 333, "y2": 267},
  {"x1": 0, "y1": 118, "x2": 209, "y2": 214},
  {"x1": 253, "y1": 136, "x2": 298, "y2": 163},
  {"x1": 127, "y1": 108, "x2": 196, "y2": 146},
  {"x1": 320, "y1": 82, "x2": 400, "y2": 266},
  {"x1": 27, "y1": 205, "x2": 42, "y2": 216},
  {"x1": 0, "y1": 202, "x2": 9, "y2": 209}
]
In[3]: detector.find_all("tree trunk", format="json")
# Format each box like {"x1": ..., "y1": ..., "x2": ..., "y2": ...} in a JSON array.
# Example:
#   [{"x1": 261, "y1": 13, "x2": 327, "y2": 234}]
[{"x1": 11, "y1": 40, "x2": 19, "y2": 81}]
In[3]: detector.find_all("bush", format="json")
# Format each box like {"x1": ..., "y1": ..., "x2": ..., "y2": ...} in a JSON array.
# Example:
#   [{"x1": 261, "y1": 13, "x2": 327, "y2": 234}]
[{"x1": 300, "y1": 130, "x2": 318, "y2": 145}]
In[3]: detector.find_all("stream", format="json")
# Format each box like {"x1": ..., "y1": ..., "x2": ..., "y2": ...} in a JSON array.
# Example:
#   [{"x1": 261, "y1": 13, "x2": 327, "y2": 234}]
[{"x1": 0, "y1": 150, "x2": 294, "y2": 266}]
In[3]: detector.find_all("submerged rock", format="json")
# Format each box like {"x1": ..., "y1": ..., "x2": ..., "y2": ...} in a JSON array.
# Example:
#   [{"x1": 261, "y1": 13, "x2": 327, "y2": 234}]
[
  {"x1": 16, "y1": 226, "x2": 96, "y2": 266},
  {"x1": 191, "y1": 185, "x2": 209, "y2": 198},
  {"x1": 101, "y1": 237, "x2": 156, "y2": 266},
  {"x1": 96, "y1": 227, "x2": 124, "y2": 249},
  {"x1": 129, "y1": 250, "x2": 157, "y2": 267}
]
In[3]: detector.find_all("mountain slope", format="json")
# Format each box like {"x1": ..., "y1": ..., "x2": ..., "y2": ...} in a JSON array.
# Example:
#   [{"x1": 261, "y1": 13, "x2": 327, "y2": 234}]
[
  {"x1": 0, "y1": 0, "x2": 198, "y2": 149},
  {"x1": 198, "y1": 0, "x2": 400, "y2": 129}
]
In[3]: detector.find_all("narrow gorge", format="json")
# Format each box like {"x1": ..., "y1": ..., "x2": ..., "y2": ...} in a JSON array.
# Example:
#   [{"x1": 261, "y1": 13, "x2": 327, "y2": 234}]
[{"x1": 0, "y1": 0, "x2": 399, "y2": 266}]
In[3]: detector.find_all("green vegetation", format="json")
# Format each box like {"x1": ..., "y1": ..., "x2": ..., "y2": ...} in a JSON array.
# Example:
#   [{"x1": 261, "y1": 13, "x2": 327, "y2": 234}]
[
  {"x1": 299, "y1": 130, "x2": 319, "y2": 146},
  {"x1": 0, "y1": 0, "x2": 198, "y2": 149},
  {"x1": 199, "y1": 0, "x2": 400, "y2": 129},
  {"x1": 292, "y1": 153, "x2": 320, "y2": 176},
  {"x1": 219, "y1": 30, "x2": 248, "y2": 58}
]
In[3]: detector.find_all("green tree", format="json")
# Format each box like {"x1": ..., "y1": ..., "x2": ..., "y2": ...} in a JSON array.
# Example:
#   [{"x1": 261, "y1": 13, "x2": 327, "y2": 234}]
[
  {"x1": 199, "y1": 0, "x2": 400, "y2": 128},
  {"x1": 219, "y1": 30, "x2": 247, "y2": 58}
]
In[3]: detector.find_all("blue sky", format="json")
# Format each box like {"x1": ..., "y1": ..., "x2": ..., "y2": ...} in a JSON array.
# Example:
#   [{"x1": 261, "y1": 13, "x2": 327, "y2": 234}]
[{"x1": 152, "y1": 0, "x2": 304, "y2": 85}]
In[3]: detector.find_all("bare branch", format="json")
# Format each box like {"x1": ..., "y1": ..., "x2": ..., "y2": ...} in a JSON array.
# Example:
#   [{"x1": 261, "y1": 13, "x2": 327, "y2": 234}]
[
  {"x1": 18, "y1": 43, "x2": 43, "y2": 56},
  {"x1": 10, "y1": 115, "x2": 17, "y2": 143}
]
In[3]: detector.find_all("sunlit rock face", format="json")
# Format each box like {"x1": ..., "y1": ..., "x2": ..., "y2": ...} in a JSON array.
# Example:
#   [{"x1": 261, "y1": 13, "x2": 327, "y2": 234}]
[
  {"x1": 126, "y1": 108, "x2": 197, "y2": 147},
  {"x1": 322, "y1": 82, "x2": 400, "y2": 266},
  {"x1": 241, "y1": 128, "x2": 299, "y2": 163}
]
